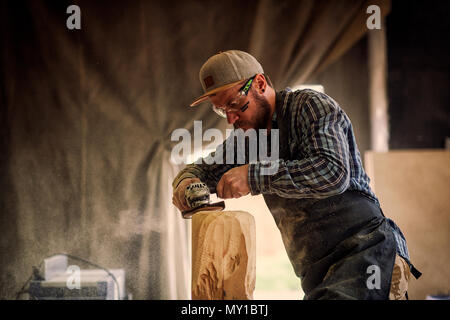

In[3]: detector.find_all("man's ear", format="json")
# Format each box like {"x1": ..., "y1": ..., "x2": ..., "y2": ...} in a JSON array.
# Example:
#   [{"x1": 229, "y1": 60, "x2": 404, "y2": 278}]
[{"x1": 254, "y1": 73, "x2": 267, "y2": 94}]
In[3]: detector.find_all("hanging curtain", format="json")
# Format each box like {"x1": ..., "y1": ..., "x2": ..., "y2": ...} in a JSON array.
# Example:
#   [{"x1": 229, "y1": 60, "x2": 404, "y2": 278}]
[{"x1": 0, "y1": 0, "x2": 388, "y2": 299}]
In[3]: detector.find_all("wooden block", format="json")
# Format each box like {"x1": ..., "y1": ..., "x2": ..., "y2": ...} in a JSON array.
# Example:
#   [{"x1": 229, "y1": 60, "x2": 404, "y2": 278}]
[{"x1": 191, "y1": 211, "x2": 256, "y2": 300}]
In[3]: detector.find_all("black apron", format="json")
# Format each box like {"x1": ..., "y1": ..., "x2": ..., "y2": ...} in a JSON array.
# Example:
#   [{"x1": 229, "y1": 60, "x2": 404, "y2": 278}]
[{"x1": 263, "y1": 191, "x2": 397, "y2": 299}]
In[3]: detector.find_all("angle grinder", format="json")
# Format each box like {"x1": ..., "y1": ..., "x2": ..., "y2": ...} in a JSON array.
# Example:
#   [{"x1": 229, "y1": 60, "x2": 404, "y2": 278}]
[{"x1": 181, "y1": 182, "x2": 225, "y2": 219}]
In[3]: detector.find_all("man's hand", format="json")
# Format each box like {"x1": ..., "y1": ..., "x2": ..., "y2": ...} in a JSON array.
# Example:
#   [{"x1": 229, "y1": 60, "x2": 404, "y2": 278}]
[
  {"x1": 216, "y1": 164, "x2": 250, "y2": 199},
  {"x1": 172, "y1": 177, "x2": 201, "y2": 212}
]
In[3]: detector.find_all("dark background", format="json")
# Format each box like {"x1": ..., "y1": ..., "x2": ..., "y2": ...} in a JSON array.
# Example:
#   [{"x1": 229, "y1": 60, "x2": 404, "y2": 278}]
[{"x1": 386, "y1": 0, "x2": 450, "y2": 149}]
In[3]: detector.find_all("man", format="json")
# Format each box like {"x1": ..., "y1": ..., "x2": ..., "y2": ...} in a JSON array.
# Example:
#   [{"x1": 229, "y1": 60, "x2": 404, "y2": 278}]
[{"x1": 172, "y1": 50, "x2": 420, "y2": 299}]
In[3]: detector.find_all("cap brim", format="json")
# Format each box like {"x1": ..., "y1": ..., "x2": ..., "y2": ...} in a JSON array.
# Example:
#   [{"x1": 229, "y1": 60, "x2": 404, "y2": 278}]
[{"x1": 190, "y1": 80, "x2": 243, "y2": 107}]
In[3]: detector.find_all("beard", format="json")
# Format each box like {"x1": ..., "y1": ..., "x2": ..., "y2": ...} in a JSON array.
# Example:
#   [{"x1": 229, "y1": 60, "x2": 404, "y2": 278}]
[{"x1": 233, "y1": 92, "x2": 271, "y2": 131}]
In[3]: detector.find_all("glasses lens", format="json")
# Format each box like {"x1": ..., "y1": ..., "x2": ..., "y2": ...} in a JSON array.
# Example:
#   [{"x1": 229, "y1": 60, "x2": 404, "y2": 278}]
[
  {"x1": 211, "y1": 105, "x2": 227, "y2": 118},
  {"x1": 210, "y1": 80, "x2": 250, "y2": 118}
]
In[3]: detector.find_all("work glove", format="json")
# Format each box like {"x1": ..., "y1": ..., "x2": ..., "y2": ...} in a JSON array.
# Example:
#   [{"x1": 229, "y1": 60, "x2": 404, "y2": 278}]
[{"x1": 172, "y1": 177, "x2": 201, "y2": 212}]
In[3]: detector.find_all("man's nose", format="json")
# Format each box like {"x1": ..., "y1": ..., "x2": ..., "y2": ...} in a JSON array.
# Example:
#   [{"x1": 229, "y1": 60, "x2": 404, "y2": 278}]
[{"x1": 226, "y1": 111, "x2": 239, "y2": 124}]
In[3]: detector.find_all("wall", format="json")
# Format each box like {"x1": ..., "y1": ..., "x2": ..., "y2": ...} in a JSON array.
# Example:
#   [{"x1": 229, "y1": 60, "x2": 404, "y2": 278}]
[{"x1": 365, "y1": 150, "x2": 450, "y2": 299}]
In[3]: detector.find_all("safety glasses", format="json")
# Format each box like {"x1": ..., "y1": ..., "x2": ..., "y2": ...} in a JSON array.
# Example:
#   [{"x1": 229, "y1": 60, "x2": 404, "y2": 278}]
[{"x1": 211, "y1": 76, "x2": 255, "y2": 118}]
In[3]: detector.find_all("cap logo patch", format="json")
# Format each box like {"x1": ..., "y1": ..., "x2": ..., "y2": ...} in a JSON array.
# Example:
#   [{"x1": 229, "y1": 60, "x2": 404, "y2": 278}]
[{"x1": 204, "y1": 76, "x2": 214, "y2": 88}]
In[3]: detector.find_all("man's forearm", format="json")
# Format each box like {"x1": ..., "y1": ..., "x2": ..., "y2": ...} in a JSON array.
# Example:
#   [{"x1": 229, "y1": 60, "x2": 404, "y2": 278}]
[
  {"x1": 172, "y1": 162, "x2": 231, "y2": 194},
  {"x1": 172, "y1": 133, "x2": 245, "y2": 193},
  {"x1": 172, "y1": 164, "x2": 208, "y2": 189},
  {"x1": 247, "y1": 156, "x2": 350, "y2": 199}
]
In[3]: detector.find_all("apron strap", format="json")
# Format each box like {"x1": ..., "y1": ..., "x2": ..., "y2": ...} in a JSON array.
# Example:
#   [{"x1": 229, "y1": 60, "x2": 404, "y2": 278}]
[{"x1": 410, "y1": 265, "x2": 422, "y2": 279}]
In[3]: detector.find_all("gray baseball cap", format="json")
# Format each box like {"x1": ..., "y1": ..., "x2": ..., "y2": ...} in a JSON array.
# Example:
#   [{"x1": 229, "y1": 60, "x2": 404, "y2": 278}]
[{"x1": 190, "y1": 50, "x2": 264, "y2": 107}]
